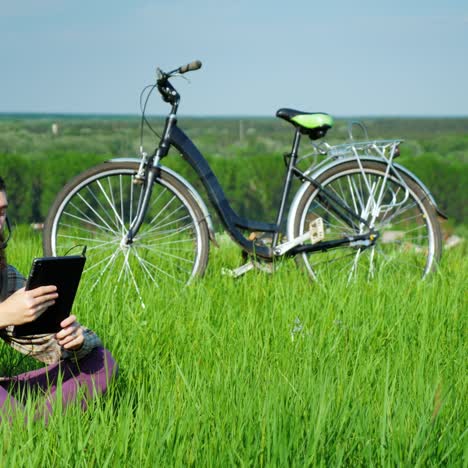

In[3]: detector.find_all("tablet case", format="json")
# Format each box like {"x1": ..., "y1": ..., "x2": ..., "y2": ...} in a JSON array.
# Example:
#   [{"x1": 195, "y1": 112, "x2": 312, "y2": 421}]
[{"x1": 13, "y1": 255, "x2": 86, "y2": 337}]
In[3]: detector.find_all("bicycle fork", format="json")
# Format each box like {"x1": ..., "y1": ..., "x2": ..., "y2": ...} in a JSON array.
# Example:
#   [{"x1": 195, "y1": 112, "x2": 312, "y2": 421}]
[
  {"x1": 124, "y1": 112, "x2": 176, "y2": 245},
  {"x1": 123, "y1": 163, "x2": 160, "y2": 246}
]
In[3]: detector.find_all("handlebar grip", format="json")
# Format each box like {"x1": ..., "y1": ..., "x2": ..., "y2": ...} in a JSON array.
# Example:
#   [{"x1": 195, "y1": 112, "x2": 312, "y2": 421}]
[{"x1": 179, "y1": 60, "x2": 202, "y2": 74}]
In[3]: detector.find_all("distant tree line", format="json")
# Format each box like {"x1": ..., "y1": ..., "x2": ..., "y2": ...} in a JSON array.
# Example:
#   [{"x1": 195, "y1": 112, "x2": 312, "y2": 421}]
[
  {"x1": 0, "y1": 116, "x2": 465, "y2": 228},
  {"x1": 0, "y1": 150, "x2": 465, "y2": 228}
]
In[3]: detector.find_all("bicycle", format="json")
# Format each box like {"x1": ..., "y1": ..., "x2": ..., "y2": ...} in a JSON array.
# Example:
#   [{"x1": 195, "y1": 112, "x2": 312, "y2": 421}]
[{"x1": 42, "y1": 60, "x2": 444, "y2": 298}]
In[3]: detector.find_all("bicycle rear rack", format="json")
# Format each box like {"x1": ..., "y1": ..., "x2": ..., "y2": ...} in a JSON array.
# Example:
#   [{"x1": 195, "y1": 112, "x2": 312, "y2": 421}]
[{"x1": 297, "y1": 121, "x2": 411, "y2": 222}]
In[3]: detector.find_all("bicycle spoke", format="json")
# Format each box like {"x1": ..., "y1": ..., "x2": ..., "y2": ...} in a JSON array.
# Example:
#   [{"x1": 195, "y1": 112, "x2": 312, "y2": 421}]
[
  {"x1": 375, "y1": 246, "x2": 427, "y2": 272},
  {"x1": 137, "y1": 237, "x2": 195, "y2": 247},
  {"x1": 121, "y1": 249, "x2": 146, "y2": 308},
  {"x1": 131, "y1": 248, "x2": 159, "y2": 286},
  {"x1": 380, "y1": 200, "x2": 417, "y2": 226},
  {"x1": 65, "y1": 200, "x2": 116, "y2": 235},
  {"x1": 96, "y1": 180, "x2": 126, "y2": 231},
  {"x1": 138, "y1": 244, "x2": 194, "y2": 266},
  {"x1": 137, "y1": 214, "x2": 193, "y2": 240},
  {"x1": 141, "y1": 223, "x2": 195, "y2": 243},
  {"x1": 347, "y1": 248, "x2": 362, "y2": 283},
  {"x1": 133, "y1": 248, "x2": 187, "y2": 283},
  {"x1": 119, "y1": 174, "x2": 126, "y2": 235},
  {"x1": 88, "y1": 248, "x2": 122, "y2": 293},
  {"x1": 56, "y1": 221, "x2": 115, "y2": 239},
  {"x1": 57, "y1": 233, "x2": 117, "y2": 246},
  {"x1": 147, "y1": 194, "x2": 178, "y2": 227},
  {"x1": 378, "y1": 211, "x2": 425, "y2": 229},
  {"x1": 83, "y1": 186, "x2": 118, "y2": 232},
  {"x1": 314, "y1": 196, "x2": 355, "y2": 232},
  {"x1": 106, "y1": 177, "x2": 119, "y2": 230},
  {"x1": 383, "y1": 235, "x2": 429, "y2": 244},
  {"x1": 85, "y1": 250, "x2": 122, "y2": 273},
  {"x1": 346, "y1": 176, "x2": 360, "y2": 216},
  {"x1": 147, "y1": 185, "x2": 171, "y2": 216}
]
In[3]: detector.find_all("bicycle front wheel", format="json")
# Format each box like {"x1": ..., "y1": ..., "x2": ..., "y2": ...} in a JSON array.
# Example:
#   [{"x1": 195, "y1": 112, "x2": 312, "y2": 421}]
[
  {"x1": 43, "y1": 162, "x2": 210, "y2": 294},
  {"x1": 290, "y1": 160, "x2": 442, "y2": 281}
]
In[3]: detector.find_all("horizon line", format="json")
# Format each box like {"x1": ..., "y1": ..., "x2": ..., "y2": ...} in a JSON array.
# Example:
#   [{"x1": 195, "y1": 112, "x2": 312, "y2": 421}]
[{"x1": 1, "y1": 111, "x2": 468, "y2": 120}]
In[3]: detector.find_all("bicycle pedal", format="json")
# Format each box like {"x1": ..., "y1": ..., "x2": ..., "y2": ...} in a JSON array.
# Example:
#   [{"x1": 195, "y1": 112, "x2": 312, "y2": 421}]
[
  {"x1": 222, "y1": 262, "x2": 255, "y2": 278},
  {"x1": 309, "y1": 217, "x2": 324, "y2": 244}
]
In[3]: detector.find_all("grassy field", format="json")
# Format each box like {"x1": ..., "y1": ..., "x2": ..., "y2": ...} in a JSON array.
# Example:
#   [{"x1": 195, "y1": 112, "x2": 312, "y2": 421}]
[{"x1": 0, "y1": 227, "x2": 466, "y2": 466}]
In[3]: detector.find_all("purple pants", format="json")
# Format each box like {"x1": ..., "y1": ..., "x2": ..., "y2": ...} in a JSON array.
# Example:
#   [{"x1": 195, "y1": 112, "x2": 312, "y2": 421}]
[{"x1": 0, "y1": 346, "x2": 117, "y2": 422}]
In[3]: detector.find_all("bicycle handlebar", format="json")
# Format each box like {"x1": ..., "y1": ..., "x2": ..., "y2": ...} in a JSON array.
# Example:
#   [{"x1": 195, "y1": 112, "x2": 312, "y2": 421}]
[
  {"x1": 164, "y1": 60, "x2": 202, "y2": 78},
  {"x1": 156, "y1": 60, "x2": 202, "y2": 106},
  {"x1": 178, "y1": 60, "x2": 202, "y2": 74}
]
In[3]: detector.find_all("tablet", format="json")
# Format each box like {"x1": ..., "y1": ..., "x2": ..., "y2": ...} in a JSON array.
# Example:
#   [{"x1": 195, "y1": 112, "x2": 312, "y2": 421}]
[{"x1": 13, "y1": 255, "x2": 86, "y2": 337}]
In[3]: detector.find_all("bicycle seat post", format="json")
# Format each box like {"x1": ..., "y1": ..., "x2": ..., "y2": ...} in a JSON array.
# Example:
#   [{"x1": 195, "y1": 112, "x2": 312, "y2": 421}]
[{"x1": 272, "y1": 128, "x2": 302, "y2": 246}]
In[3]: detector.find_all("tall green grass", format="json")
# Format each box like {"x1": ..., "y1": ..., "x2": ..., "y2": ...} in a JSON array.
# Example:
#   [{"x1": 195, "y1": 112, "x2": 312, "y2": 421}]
[{"x1": 1, "y1": 227, "x2": 466, "y2": 466}]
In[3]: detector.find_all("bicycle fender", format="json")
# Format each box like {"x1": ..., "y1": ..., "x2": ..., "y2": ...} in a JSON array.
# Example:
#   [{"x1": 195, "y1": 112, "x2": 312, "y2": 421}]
[
  {"x1": 287, "y1": 156, "x2": 446, "y2": 240},
  {"x1": 106, "y1": 158, "x2": 217, "y2": 244}
]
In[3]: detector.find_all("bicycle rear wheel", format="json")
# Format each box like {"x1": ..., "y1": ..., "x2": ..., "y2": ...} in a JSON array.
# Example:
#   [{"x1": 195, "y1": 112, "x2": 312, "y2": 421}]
[
  {"x1": 43, "y1": 162, "x2": 210, "y2": 296},
  {"x1": 290, "y1": 160, "x2": 442, "y2": 281}
]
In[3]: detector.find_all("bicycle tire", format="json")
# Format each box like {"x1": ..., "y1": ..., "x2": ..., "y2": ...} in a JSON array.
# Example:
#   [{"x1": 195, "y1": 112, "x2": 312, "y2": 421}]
[
  {"x1": 290, "y1": 160, "x2": 442, "y2": 281},
  {"x1": 43, "y1": 162, "x2": 210, "y2": 295}
]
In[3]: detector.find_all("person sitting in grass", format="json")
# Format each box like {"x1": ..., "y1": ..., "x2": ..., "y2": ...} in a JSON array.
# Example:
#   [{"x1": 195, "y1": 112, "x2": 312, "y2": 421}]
[{"x1": 0, "y1": 177, "x2": 117, "y2": 422}]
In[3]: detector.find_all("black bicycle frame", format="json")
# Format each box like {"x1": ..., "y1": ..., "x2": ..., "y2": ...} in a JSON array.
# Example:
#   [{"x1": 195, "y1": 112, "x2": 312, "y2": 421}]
[
  {"x1": 169, "y1": 125, "x2": 276, "y2": 258},
  {"x1": 164, "y1": 123, "x2": 374, "y2": 260}
]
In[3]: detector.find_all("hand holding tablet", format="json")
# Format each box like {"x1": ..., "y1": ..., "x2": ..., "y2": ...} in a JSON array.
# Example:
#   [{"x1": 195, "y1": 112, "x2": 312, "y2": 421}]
[{"x1": 13, "y1": 255, "x2": 86, "y2": 337}]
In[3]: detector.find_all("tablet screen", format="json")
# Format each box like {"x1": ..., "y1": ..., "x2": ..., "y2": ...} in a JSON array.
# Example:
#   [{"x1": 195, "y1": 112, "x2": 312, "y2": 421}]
[{"x1": 13, "y1": 255, "x2": 86, "y2": 337}]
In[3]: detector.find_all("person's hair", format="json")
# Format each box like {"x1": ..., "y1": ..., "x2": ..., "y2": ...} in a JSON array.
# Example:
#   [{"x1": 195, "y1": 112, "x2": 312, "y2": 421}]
[
  {"x1": 0, "y1": 229, "x2": 6, "y2": 286},
  {"x1": 0, "y1": 177, "x2": 7, "y2": 292}
]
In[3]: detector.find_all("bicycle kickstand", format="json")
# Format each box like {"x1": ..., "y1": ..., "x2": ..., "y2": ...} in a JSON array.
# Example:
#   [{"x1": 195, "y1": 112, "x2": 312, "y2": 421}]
[{"x1": 221, "y1": 260, "x2": 275, "y2": 279}]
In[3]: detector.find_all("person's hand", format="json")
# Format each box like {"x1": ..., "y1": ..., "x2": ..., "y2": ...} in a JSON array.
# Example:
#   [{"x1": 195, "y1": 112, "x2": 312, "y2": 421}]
[
  {"x1": 56, "y1": 314, "x2": 84, "y2": 351},
  {"x1": 0, "y1": 286, "x2": 58, "y2": 328}
]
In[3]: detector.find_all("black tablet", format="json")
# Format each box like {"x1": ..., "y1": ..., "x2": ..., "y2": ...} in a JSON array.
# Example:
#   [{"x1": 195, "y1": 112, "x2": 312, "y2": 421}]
[{"x1": 13, "y1": 255, "x2": 86, "y2": 337}]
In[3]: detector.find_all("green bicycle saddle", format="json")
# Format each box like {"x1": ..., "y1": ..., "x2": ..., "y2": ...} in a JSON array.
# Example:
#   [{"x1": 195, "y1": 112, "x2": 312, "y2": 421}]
[{"x1": 276, "y1": 108, "x2": 334, "y2": 140}]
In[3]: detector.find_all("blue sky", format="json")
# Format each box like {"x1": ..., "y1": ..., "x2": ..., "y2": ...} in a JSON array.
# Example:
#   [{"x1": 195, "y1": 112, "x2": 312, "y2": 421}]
[{"x1": 1, "y1": 0, "x2": 467, "y2": 116}]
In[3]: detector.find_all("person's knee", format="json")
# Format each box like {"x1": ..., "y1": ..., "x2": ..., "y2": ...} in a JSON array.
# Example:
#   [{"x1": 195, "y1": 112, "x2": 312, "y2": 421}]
[
  {"x1": 101, "y1": 347, "x2": 118, "y2": 382},
  {"x1": 76, "y1": 346, "x2": 118, "y2": 394}
]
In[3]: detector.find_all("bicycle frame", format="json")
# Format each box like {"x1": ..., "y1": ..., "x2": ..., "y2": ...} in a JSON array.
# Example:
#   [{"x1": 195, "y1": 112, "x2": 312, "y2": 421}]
[
  {"x1": 122, "y1": 66, "x2": 382, "y2": 260},
  {"x1": 126, "y1": 116, "x2": 376, "y2": 260}
]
